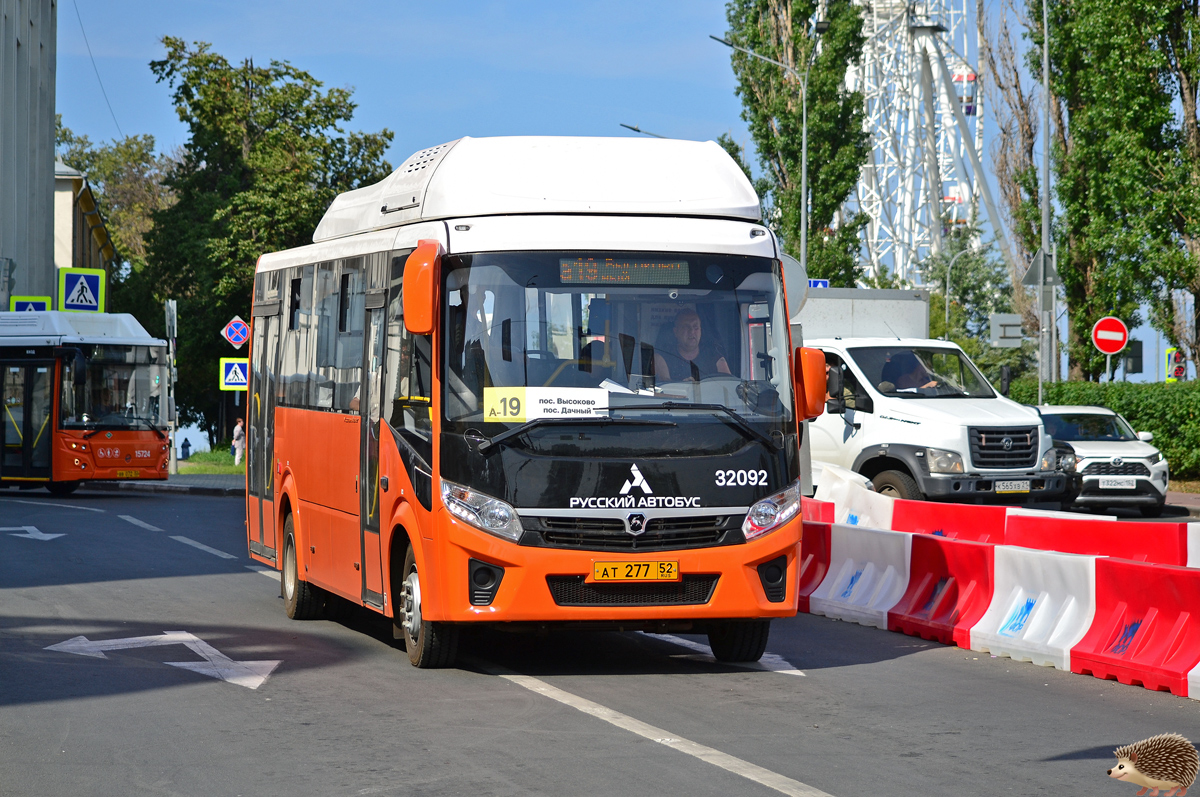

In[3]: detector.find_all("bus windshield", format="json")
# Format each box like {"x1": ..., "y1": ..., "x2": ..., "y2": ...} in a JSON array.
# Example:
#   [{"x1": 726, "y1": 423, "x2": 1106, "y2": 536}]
[
  {"x1": 442, "y1": 251, "x2": 793, "y2": 452},
  {"x1": 61, "y1": 344, "x2": 169, "y2": 430}
]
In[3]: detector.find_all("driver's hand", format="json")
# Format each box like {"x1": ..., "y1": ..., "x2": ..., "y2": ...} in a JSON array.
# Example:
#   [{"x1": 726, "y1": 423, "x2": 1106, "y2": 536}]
[{"x1": 922, "y1": 380, "x2": 937, "y2": 388}]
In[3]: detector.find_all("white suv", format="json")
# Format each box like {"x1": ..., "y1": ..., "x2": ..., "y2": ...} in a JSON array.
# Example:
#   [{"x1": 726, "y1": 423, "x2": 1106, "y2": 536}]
[{"x1": 1037, "y1": 405, "x2": 1169, "y2": 517}]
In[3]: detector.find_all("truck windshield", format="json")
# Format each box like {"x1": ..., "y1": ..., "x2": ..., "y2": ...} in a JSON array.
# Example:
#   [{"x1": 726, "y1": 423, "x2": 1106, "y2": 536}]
[
  {"x1": 442, "y1": 251, "x2": 794, "y2": 452},
  {"x1": 848, "y1": 346, "x2": 995, "y2": 399},
  {"x1": 1040, "y1": 413, "x2": 1136, "y2": 442},
  {"x1": 60, "y1": 345, "x2": 169, "y2": 430}
]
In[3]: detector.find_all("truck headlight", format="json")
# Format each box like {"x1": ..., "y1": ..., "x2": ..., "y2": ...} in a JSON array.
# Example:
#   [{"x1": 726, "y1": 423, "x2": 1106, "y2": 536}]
[
  {"x1": 1039, "y1": 449, "x2": 1057, "y2": 471},
  {"x1": 743, "y1": 480, "x2": 801, "y2": 540},
  {"x1": 441, "y1": 479, "x2": 523, "y2": 542},
  {"x1": 925, "y1": 447, "x2": 964, "y2": 474}
]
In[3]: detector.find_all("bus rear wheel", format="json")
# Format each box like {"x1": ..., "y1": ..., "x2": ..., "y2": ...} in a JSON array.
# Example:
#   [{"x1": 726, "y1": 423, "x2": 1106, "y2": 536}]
[
  {"x1": 46, "y1": 481, "x2": 80, "y2": 496},
  {"x1": 707, "y1": 619, "x2": 770, "y2": 662},
  {"x1": 282, "y1": 515, "x2": 323, "y2": 620},
  {"x1": 399, "y1": 545, "x2": 459, "y2": 668}
]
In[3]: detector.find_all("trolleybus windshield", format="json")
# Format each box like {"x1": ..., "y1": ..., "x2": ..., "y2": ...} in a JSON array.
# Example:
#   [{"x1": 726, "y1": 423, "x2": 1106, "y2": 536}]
[
  {"x1": 442, "y1": 251, "x2": 793, "y2": 456},
  {"x1": 60, "y1": 344, "x2": 169, "y2": 430}
]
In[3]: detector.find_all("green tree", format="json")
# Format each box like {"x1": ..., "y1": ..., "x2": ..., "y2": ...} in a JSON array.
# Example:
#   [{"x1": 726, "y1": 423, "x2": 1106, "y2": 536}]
[
  {"x1": 142, "y1": 38, "x2": 393, "y2": 443},
  {"x1": 723, "y1": 0, "x2": 869, "y2": 286}
]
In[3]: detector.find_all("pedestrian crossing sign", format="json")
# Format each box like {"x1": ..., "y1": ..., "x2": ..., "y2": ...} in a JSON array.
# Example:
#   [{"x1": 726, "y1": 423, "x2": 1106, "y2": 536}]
[
  {"x1": 57, "y1": 267, "x2": 106, "y2": 313},
  {"x1": 220, "y1": 358, "x2": 249, "y2": 391},
  {"x1": 9, "y1": 295, "x2": 51, "y2": 312}
]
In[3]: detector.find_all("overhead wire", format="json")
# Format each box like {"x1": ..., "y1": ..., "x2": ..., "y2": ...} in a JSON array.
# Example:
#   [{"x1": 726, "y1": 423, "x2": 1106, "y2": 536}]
[{"x1": 71, "y1": 0, "x2": 124, "y2": 139}]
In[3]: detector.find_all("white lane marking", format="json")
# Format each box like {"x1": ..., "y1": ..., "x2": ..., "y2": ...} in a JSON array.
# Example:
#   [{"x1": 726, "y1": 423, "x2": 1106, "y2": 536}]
[
  {"x1": 3, "y1": 525, "x2": 65, "y2": 541},
  {"x1": 0, "y1": 498, "x2": 104, "y2": 513},
  {"x1": 170, "y1": 536, "x2": 237, "y2": 559},
  {"x1": 119, "y1": 515, "x2": 162, "y2": 531},
  {"x1": 495, "y1": 669, "x2": 833, "y2": 797},
  {"x1": 648, "y1": 633, "x2": 806, "y2": 676},
  {"x1": 45, "y1": 631, "x2": 280, "y2": 689},
  {"x1": 246, "y1": 565, "x2": 280, "y2": 581}
]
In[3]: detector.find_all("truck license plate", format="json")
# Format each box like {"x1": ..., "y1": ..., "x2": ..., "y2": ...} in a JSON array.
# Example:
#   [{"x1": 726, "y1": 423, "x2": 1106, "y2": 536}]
[
  {"x1": 1098, "y1": 477, "x2": 1137, "y2": 490},
  {"x1": 593, "y1": 561, "x2": 680, "y2": 582},
  {"x1": 995, "y1": 480, "x2": 1031, "y2": 494}
]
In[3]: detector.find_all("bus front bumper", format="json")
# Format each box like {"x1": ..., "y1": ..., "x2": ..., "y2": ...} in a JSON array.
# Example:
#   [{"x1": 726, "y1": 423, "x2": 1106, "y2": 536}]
[{"x1": 430, "y1": 511, "x2": 803, "y2": 624}]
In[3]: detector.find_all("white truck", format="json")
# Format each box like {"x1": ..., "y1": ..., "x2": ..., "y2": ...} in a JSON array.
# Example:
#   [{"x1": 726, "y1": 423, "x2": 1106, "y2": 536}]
[{"x1": 804, "y1": 336, "x2": 1067, "y2": 505}]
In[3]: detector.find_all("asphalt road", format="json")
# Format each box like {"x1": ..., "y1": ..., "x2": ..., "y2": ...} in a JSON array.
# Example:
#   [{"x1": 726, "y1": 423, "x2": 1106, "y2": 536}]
[{"x1": 1, "y1": 489, "x2": 1197, "y2": 797}]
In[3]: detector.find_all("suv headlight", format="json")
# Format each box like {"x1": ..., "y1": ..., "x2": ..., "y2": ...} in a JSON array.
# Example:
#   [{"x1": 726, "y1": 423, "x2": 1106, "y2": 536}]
[
  {"x1": 1057, "y1": 451, "x2": 1077, "y2": 472},
  {"x1": 1148, "y1": 452, "x2": 1164, "y2": 465},
  {"x1": 925, "y1": 447, "x2": 964, "y2": 474},
  {"x1": 743, "y1": 480, "x2": 801, "y2": 540},
  {"x1": 441, "y1": 479, "x2": 523, "y2": 542}
]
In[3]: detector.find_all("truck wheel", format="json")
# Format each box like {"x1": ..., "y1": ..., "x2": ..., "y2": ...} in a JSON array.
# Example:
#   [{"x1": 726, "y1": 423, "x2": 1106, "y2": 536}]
[
  {"x1": 399, "y1": 545, "x2": 459, "y2": 668},
  {"x1": 282, "y1": 515, "x2": 324, "y2": 620},
  {"x1": 872, "y1": 470, "x2": 923, "y2": 501},
  {"x1": 707, "y1": 619, "x2": 770, "y2": 662}
]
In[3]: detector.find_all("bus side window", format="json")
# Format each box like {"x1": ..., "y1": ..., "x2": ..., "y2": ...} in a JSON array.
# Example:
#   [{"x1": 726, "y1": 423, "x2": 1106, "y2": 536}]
[
  {"x1": 314, "y1": 258, "x2": 365, "y2": 412},
  {"x1": 280, "y1": 265, "x2": 315, "y2": 407},
  {"x1": 384, "y1": 252, "x2": 432, "y2": 464}
]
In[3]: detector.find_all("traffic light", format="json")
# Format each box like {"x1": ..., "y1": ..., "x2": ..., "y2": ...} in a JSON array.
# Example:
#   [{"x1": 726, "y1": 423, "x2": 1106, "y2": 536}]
[
  {"x1": 1123, "y1": 339, "x2": 1143, "y2": 374},
  {"x1": 1166, "y1": 347, "x2": 1187, "y2": 382}
]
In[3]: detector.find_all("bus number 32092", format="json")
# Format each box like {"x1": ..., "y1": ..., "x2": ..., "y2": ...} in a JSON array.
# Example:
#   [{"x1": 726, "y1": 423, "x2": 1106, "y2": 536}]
[{"x1": 715, "y1": 469, "x2": 768, "y2": 487}]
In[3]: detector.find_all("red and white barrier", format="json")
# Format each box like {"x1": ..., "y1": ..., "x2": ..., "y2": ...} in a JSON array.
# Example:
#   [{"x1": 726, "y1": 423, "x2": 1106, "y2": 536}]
[
  {"x1": 968, "y1": 546, "x2": 1098, "y2": 671},
  {"x1": 1005, "y1": 515, "x2": 1191, "y2": 565},
  {"x1": 797, "y1": 521, "x2": 832, "y2": 614},
  {"x1": 888, "y1": 534, "x2": 995, "y2": 648},
  {"x1": 808, "y1": 525, "x2": 911, "y2": 629},
  {"x1": 891, "y1": 499, "x2": 1007, "y2": 543},
  {"x1": 801, "y1": 497, "x2": 835, "y2": 523},
  {"x1": 1071, "y1": 558, "x2": 1200, "y2": 697},
  {"x1": 813, "y1": 465, "x2": 894, "y2": 530},
  {"x1": 1190, "y1": 523, "x2": 1200, "y2": 568}
]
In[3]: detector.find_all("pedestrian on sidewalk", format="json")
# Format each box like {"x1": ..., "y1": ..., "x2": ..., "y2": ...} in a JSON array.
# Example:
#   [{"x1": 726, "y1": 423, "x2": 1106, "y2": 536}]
[{"x1": 232, "y1": 418, "x2": 245, "y2": 466}]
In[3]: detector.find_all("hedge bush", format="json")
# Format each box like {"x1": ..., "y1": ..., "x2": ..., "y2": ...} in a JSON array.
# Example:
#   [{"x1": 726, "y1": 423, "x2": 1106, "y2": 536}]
[{"x1": 1007, "y1": 378, "x2": 1200, "y2": 478}]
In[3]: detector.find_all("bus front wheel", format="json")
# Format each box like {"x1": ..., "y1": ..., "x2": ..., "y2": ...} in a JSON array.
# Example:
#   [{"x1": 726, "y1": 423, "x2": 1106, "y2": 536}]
[
  {"x1": 282, "y1": 515, "x2": 323, "y2": 620},
  {"x1": 46, "y1": 481, "x2": 80, "y2": 496},
  {"x1": 399, "y1": 545, "x2": 459, "y2": 668},
  {"x1": 707, "y1": 619, "x2": 770, "y2": 662}
]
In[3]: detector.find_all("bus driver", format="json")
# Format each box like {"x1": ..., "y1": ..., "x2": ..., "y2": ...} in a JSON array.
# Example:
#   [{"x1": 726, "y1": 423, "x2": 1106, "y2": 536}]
[{"x1": 654, "y1": 310, "x2": 731, "y2": 381}]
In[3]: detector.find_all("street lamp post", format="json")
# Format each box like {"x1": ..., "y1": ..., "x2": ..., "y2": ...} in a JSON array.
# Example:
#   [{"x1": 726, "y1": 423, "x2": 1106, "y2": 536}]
[{"x1": 712, "y1": 21, "x2": 828, "y2": 274}]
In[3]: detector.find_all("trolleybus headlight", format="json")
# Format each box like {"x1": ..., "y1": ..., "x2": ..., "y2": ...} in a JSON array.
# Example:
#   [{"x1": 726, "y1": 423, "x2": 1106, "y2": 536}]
[
  {"x1": 441, "y1": 479, "x2": 523, "y2": 542},
  {"x1": 925, "y1": 447, "x2": 964, "y2": 474},
  {"x1": 742, "y1": 480, "x2": 801, "y2": 541}
]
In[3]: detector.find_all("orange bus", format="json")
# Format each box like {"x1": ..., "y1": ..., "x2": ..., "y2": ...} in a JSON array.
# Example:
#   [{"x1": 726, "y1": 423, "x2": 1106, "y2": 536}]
[
  {"x1": 1, "y1": 311, "x2": 171, "y2": 494},
  {"x1": 246, "y1": 136, "x2": 826, "y2": 667}
]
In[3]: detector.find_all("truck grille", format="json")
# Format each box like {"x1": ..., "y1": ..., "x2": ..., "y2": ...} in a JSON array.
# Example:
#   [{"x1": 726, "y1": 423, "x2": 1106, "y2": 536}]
[
  {"x1": 1083, "y1": 461, "x2": 1151, "y2": 476},
  {"x1": 968, "y1": 427, "x2": 1039, "y2": 469},
  {"x1": 528, "y1": 515, "x2": 739, "y2": 552},
  {"x1": 546, "y1": 575, "x2": 719, "y2": 606}
]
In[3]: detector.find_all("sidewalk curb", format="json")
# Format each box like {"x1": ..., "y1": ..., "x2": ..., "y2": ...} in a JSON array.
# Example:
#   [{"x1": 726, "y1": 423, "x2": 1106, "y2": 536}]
[{"x1": 81, "y1": 481, "x2": 244, "y2": 498}]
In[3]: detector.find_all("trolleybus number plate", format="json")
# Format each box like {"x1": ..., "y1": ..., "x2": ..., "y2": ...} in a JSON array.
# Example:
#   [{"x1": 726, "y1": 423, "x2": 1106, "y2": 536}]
[
  {"x1": 116, "y1": 470, "x2": 140, "y2": 478},
  {"x1": 593, "y1": 561, "x2": 680, "y2": 582},
  {"x1": 995, "y1": 480, "x2": 1030, "y2": 494}
]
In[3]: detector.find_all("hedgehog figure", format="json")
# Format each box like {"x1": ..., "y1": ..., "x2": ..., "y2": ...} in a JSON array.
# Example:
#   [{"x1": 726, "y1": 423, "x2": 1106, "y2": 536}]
[{"x1": 1107, "y1": 733, "x2": 1199, "y2": 796}]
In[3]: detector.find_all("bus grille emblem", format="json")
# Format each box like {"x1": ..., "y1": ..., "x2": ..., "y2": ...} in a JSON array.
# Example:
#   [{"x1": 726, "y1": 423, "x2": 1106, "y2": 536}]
[{"x1": 626, "y1": 513, "x2": 647, "y2": 535}]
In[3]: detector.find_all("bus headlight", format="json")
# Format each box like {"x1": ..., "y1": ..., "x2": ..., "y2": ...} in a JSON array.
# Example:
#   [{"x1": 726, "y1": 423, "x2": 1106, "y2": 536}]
[
  {"x1": 925, "y1": 448, "x2": 964, "y2": 474},
  {"x1": 441, "y1": 479, "x2": 523, "y2": 542},
  {"x1": 742, "y1": 481, "x2": 801, "y2": 540}
]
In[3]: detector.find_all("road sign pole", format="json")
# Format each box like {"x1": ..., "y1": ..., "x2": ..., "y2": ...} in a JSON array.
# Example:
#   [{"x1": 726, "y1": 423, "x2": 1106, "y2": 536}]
[{"x1": 1106, "y1": 354, "x2": 1112, "y2": 383}]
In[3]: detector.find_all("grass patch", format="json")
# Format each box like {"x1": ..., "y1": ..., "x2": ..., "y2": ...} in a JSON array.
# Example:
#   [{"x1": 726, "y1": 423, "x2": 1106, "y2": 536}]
[
  {"x1": 1169, "y1": 480, "x2": 1200, "y2": 494},
  {"x1": 178, "y1": 448, "x2": 244, "y2": 475}
]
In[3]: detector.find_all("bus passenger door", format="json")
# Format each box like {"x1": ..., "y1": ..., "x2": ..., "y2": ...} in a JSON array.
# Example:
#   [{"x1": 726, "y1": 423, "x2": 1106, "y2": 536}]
[
  {"x1": 359, "y1": 300, "x2": 387, "y2": 608},
  {"x1": 248, "y1": 315, "x2": 280, "y2": 561},
  {"x1": 1, "y1": 362, "x2": 52, "y2": 482}
]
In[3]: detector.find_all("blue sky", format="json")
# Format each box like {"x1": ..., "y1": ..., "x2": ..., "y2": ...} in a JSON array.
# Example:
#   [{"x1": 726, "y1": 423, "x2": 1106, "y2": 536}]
[{"x1": 56, "y1": 1, "x2": 1169, "y2": 388}]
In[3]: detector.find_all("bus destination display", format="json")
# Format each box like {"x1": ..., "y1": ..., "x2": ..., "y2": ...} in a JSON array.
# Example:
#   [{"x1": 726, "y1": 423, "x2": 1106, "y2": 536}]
[{"x1": 559, "y1": 257, "x2": 690, "y2": 285}]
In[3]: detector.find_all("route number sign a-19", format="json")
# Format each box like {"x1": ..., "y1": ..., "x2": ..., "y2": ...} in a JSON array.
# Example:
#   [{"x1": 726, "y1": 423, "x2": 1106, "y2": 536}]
[{"x1": 1091, "y1": 316, "x2": 1129, "y2": 355}]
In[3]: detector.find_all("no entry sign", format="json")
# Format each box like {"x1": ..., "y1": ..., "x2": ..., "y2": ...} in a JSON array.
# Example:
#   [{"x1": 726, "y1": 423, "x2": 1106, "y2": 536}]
[{"x1": 1091, "y1": 316, "x2": 1129, "y2": 355}]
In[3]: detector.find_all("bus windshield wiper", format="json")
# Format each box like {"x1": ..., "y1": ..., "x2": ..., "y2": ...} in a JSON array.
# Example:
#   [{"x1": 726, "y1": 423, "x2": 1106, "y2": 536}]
[
  {"x1": 476, "y1": 416, "x2": 675, "y2": 454},
  {"x1": 630, "y1": 401, "x2": 780, "y2": 450}
]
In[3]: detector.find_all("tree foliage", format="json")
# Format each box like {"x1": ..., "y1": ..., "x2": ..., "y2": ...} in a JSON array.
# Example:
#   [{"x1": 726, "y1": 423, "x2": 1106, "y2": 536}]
[
  {"x1": 139, "y1": 38, "x2": 393, "y2": 442},
  {"x1": 723, "y1": 0, "x2": 869, "y2": 286}
]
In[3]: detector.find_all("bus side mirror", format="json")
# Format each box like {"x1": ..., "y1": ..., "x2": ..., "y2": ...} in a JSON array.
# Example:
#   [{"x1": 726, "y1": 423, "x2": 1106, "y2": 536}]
[
  {"x1": 403, "y1": 239, "x2": 443, "y2": 335},
  {"x1": 793, "y1": 347, "x2": 827, "y2": 420}
]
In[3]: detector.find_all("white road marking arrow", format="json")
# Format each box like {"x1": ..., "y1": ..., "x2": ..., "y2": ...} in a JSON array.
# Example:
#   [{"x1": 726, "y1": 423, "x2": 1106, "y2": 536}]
[
  {"x1": 45, "y1": 631, "x2": 281, "y2": 689},
  {"x1": 3, "y1": 525, "x2": 64, "y2": 541}
]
